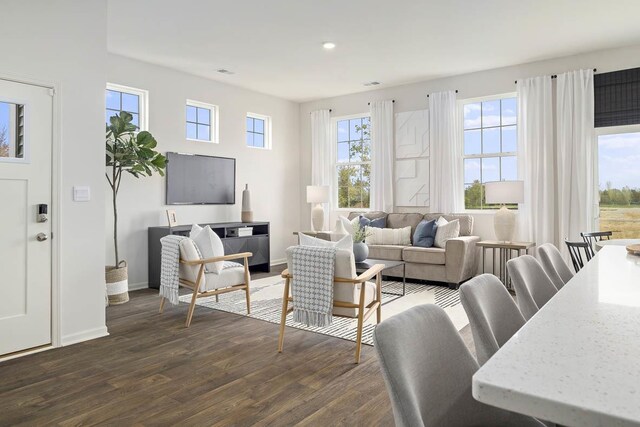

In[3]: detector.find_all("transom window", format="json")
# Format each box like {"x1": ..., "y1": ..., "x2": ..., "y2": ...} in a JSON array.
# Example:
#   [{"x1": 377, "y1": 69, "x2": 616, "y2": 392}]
[
  {"x1": 105, "y1": 83, "x2": 147, "y2": 130},
  {"x1": 246, "y1": 113, "x2": 271, "y2": 149},
  {"x1": 463, "y1": 95, "x2": 517, "y2": 209},
  {"x1": 186, "y1": 100, "x2": 217, "y2": 143},
  {"x1": 336, "y1": 116, "x2": 371, "y2": 209}
]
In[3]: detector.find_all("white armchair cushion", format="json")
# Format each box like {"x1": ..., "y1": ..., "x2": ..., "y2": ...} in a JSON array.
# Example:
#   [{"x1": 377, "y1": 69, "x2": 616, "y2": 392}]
[
  {"x1": 179, "y1": 238, "x2": 206, "y2": 288},
  {"x1": 190, "y1": 224, "x2": 225, "y2": 273},
  {"x1": 299, "y1": 233, "x2": 353, "y2": 251},
  {"x1": 365, "y1": 226, "x2": 412, "y2": 246},
  {"x1": 203, "y1": 262, "x2": 247, "y2": 291}
]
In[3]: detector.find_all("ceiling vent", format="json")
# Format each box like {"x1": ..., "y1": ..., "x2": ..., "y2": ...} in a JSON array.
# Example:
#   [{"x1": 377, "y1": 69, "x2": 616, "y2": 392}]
[
  {"x1": 364, "y1": 81, "x2": 380, "y2": 86},
  {"x1": 217, "y1": 69, "x2": 235, "y2": 75}
]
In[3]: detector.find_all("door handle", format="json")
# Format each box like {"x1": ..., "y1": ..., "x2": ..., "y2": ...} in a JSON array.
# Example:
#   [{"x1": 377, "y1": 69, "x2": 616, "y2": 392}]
[{"x1": 36, "y1": 232, "x2": 48, "y2": 242}]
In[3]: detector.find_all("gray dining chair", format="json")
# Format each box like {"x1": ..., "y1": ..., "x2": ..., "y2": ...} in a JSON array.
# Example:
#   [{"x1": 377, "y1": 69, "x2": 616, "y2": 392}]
[
  {"x1": 373, "y1": 304, "x2": 544, "y2": 427},
  {"x1": 460, "y1": 274, "x2": 526, "y2": 366},
  {"x1": 507, "y1": 255, "x2": 558, "y2": 321},
  {"x1": 537, "y1": 243, "x2": 573, "y2": 289}
]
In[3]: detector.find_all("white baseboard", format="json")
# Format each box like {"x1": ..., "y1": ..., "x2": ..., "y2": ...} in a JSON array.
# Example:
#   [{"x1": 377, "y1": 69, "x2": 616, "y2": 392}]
[
  {"x1": 128, "y1": 282, "x2": 149, "y2": 291},
  {"x1": 271, "y1": 258, "x2": 286, "y2": 266},
  {"x1": 61, "y1": 326, "x2": 109, "y2": 347}
]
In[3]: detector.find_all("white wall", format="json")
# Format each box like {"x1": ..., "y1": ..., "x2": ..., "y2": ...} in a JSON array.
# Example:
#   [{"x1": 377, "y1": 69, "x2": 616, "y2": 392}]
[
  {"x1": 106, "y1": 55, "x2": 301, "y2": 287},
  {"x1": 0, "y1": 1, "x2": 108, "y2": 344},
  {"x1": 299, "y1": 44, "x2": 640, "y2": 246}
]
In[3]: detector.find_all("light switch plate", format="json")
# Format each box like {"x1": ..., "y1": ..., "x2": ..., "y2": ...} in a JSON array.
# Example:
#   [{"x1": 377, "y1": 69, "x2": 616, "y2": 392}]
[{"x1": 73, "y1": 186, "x2": 91, "y2": 202}]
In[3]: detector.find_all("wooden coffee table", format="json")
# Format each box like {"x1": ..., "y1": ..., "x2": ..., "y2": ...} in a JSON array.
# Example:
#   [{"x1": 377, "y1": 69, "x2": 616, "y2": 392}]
[{"x1": 355, "y1": 258, "x2": 406, "y2": 297}]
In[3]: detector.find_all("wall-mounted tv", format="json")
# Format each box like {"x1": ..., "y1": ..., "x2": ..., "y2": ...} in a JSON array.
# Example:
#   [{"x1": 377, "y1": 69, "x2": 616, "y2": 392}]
[{"x1": 166, "y1": 152, "x2": 236, "y2": 205}]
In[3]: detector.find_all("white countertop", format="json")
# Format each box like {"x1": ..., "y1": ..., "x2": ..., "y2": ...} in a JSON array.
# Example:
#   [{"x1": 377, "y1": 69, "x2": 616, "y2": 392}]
[{"x1": 473, "y1": 246, "x2": 640, "y2": 427}]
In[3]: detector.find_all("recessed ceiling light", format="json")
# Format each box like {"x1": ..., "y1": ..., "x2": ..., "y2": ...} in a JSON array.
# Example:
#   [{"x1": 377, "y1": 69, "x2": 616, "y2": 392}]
[
  {"x1": 217, "y1": 69, "x2": 235, "y2": 75},
  {"x1": 364, "y1": 81, "x2": 381, "y2": 86},
  {"x1": 322, "y1": 42, "x2": 336, "y2": 50}
]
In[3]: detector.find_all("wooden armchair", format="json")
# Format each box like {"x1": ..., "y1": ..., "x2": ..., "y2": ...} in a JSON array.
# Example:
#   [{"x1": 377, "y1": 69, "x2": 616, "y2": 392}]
[
  {"x1": 277, "y1": 248, "x2": 384, "y2": 364},
  {"x1": 159, "y1": 238, "x2": 252, "y2": 327}
]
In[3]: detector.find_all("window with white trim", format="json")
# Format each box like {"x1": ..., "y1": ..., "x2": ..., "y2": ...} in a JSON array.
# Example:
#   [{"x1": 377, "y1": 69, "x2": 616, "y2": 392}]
[
  {"x1": 462, "y1": 95, "x2": 517, "y2": 209},
  {"x1": 335, "y1": 115, "x2": 371, "y2": 209},
  {"x1": 105, "y1": 83, "x2": 148, "y2": 130},
  {"x1": 186, "y1": 100, "x2": 218, "y2": 143},
  {"x1": 246, "y1": 113, "x2": 271, "y2": 149}
]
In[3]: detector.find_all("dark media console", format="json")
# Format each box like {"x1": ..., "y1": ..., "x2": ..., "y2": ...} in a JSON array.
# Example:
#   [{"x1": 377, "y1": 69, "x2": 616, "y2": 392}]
[{"x1": 147, "y1": 221, "x2": 270, "y2": 289}]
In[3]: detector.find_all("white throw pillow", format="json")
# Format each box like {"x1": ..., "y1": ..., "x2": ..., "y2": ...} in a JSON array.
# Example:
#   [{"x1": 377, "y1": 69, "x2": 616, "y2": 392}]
[
  {"x1": 299, "y1": 233, "x2": 353, "y2": 251},
  {"x1": 434, "y1": 218, "x2": 460, "y2": 248},
  {"x1": 190, "y1": 225, "x2": 225, "y2": 273},
  {"x1": 365, "y1": 226, "x2": 412, "y2": 246},
  {"x1": 339, "y1": 216, "x2": 360, "y2": 236}
]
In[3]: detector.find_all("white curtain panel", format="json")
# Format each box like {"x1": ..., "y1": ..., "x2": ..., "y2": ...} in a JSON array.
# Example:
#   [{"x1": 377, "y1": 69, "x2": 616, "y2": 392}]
[
  {"x1": 517, "y1": 76, "x2": 556, "y2": 246},
  {"x1": 556, "y1": 69, "x2": 597, "y2": 248},
  {"x1": 370, "y1": 100, "x2": 394, "y2": 212},
  {"x1": 310, "y1": 109, "x2": 332, "y2": 225},
  {"x1": 429, "y1": 91, "x2": 463, "y2": 213}
]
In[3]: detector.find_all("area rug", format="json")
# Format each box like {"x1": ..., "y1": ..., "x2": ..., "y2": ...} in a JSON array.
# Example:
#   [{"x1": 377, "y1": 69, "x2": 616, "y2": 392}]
[{"x1": 180, "y1": 276, "x2": 469, "y2": 346}]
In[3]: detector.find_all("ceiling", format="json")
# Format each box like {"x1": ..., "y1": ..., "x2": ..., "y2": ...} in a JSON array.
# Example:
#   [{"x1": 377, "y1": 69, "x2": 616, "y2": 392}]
[{"x1": 107, "y1": 0, "x2": 640, "y2": 102}]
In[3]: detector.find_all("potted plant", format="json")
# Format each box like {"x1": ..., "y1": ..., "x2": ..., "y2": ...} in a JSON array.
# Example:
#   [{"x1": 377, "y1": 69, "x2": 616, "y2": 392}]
[
  {"x1": 105, "y1": 112, "x2": 166, "y2": 305},
  {"x1": 352, "y1": 222, "x2": 372, "y2": 262}
]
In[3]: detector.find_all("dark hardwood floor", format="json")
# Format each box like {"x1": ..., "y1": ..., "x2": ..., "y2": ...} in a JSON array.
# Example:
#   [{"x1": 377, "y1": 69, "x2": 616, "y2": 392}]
[{"x1": 0, "y1": 266, "x2": 474, "y2": 426}]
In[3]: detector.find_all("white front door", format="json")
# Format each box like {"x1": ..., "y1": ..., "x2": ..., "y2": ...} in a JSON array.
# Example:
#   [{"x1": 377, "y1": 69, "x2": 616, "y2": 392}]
[{"x1": 0, "y1": 79, "x2": 53, "y2": 356}]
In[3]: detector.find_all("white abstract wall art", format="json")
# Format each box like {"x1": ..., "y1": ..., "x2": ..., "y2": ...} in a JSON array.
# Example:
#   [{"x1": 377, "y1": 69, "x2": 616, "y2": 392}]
[{"x1": 395, "y1": 110, "x2": 430, "y2": 207}]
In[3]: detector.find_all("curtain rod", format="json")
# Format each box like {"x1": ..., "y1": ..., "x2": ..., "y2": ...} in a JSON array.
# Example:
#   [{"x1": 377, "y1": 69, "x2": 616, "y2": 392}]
[
  {"x1": 426, "y1": 90, "x2": 458, "y2": 97},
  {"x1": 367, "y1": 100, "x2": 395, "y2": 106},
  {"x1": 515, "y1": 68, "x2": 597, "y2": 84},
  {"x1": 309, "y1": 109, "x2": 332, "y2": 114}
]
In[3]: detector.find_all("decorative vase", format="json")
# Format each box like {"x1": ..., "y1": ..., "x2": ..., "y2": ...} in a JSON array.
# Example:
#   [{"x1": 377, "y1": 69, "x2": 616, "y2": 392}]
[
  {"x1": 353, "y1": 242, "x2": 369, "y2": 262},
  {"x1": 241, "y1": 184, "x2": 253, "y2": 222},
  {"x1": 332, "y1": 218, "x2": 349, "y2": 241},
  {"x1": 105, "y1": 260, "x2": 129, "y2": 305}
]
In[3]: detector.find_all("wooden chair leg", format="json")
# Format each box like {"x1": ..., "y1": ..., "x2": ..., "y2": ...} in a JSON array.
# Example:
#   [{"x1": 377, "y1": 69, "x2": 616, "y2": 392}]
[
  {"x1": 159, "y1": 297, "x2": 166, "y2": 314},
  {"x1": 278, "y1": 277, "x2": 290, "y2": 353},
  {"x1": 354, "y1": 282, "x2": 367, "y2": 364},
  {"x1": 376, "y1": 274, "x2": 382, "y2": 324},
  {"x1": 186, "y1": 286, "x2": 199, "y2": 327},
  {"x1": 244, "y1": 260, "x2": 251, "y2": 314}
]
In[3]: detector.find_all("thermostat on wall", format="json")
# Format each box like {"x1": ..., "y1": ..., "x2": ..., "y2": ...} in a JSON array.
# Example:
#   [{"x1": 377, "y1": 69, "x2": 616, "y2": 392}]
[{"x1": 73, "y1": 186, "x2": 91, "y2": 202}]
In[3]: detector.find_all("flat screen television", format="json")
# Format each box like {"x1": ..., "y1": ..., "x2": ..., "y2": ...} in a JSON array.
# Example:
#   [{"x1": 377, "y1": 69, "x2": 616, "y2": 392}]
[{"x1": 165, "y1": 152, "x2": 236, "y2": 205}]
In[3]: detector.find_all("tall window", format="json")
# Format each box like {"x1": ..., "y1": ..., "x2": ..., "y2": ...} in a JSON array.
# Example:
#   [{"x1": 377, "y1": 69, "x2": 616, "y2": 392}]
[
  {"x1": 598, "y1": 129, "x2": 640, "y2": 238},
  {"x1": 246, "y1": 113, "x2": 271, "y2": 149},
  {"x1": 336, "y1": 116, "x2": 371, "y2": 209},
  {"x1": 105, "y1": 83, "x2": 147, "y2": 130},
  {"x1": 463, "y1": 95, "x2": 517, "y2": 209},
  {"x1": 186, "y1": 100, "x2": 217, "y2": 143}
]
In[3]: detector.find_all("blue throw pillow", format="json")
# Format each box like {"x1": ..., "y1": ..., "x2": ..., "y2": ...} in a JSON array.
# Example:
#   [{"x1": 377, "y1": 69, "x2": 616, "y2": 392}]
[
  {"x1": 413, "y1": 219, "x2": 438, "y2": 247},
  {"x1": 359, "y1": 215, "x2": 386, "y2": 229}
]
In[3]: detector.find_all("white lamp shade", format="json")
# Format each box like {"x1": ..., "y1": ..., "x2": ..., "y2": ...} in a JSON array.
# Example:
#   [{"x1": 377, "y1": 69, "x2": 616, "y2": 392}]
[
  {"x1": 307, "y1": 185, "x2": 330, "y2": 203},
  {"x1": 484, "y1": 180, "x2": 524, "y2": 204}
]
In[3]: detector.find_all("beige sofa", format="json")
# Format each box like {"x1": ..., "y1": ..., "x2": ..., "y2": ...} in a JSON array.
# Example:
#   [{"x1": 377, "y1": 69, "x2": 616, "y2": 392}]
[{"x1": 348, "y1": 212, "x2": 480, "y2": 288}]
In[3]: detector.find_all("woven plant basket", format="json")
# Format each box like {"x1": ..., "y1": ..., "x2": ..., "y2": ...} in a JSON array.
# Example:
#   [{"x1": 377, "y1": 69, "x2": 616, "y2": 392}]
[{"x1": 106, "y1": 261, "x2": 129, "y2": 305}]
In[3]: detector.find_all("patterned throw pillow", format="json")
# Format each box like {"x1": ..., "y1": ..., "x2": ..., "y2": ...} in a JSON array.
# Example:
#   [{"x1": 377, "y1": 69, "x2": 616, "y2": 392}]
[
  {"x1": 434, "y1": 217, "x2": 460, "y2": 248},
  {"x1": 413, "y1": 219, "x2": 438, "y2": 247},
  {"x1": 365, "y1": 226, "x2": 412, "y2": 246},
  {"x1": 358, "y1": 215, "x2": 387, "y2": 229}
]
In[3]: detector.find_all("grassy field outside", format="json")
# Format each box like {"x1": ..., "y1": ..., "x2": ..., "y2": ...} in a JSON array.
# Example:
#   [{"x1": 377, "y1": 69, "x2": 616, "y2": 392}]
[{"x1": 599, "y1": 206, "x2": 640, "y2": 238}]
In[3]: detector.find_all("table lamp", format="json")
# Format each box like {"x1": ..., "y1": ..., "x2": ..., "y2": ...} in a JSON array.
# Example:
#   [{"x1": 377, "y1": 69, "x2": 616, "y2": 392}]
[
  {"x1": 307, "y1": 185, "x2": 329, "y2": 232},
  {"x1": 484, "y1": 180, "x2": 524, "y2": 242}
]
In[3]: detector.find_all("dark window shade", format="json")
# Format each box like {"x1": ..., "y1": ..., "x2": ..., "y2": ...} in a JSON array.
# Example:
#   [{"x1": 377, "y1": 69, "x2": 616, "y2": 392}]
[{"x1": 594, "y1": 67, "x2": 640, "y2": 128}]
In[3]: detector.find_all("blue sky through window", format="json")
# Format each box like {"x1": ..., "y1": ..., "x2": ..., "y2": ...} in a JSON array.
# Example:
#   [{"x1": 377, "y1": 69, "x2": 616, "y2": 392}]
[{"x1": 598, "y1": 132, "x2": 640, "y2": 189}]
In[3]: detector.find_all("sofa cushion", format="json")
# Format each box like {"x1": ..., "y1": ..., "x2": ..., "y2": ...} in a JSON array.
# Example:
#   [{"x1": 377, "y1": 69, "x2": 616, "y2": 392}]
[
  {"x1": 386, "y1": 213, "x2": 425, "y2": 242},
  {"x1": 348, "y1": 211, "x2": 387, "y2": 221},
  {"x1": 424, "y1": 213, "x2": 474, "y2": 236},
  {"x1": 434, "y1": 218, "x2": 460, "y2": 249},
  {"x1": 365, "y1": 226, "x2": 412, "y2": 246},
  {"x1": 367, "y1": 244, "x2": 405, "y2": 261},
  {"x1": 413, "y1": 219, "x2": 438, "y2": 247},
  {"x1": 402, "y1": 246, "x2": 446, "y2": 265},
  {"x1": 358, "y1": 215, "x2": 386, "y2": 229}
]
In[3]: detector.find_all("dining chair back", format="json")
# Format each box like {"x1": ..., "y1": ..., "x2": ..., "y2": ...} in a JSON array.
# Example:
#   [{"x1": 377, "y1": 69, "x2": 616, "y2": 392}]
[
  {"x1": 506, "y1": 255, "x2": 558, "y2": 321},
  {"x1": 565, "y1": 240, "x2": 594, "y2": 273},
  {"x1": 537, "y1": 243, "x2": 574, "y2": 289},
  {"x1": 460, "y1": 274, "x2": 526, "y2": 365},
  {"x1": 581, "y1": 231, "x2": 612, "y2": 251},
  {"x1": 373, "y1": 304, "x2": 544, "y2": 427}
]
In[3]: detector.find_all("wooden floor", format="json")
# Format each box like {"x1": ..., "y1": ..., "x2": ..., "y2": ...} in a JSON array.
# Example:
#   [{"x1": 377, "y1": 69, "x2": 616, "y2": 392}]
[{"x1": 0, "y1": 266, "x2": 474, "y2": 426}]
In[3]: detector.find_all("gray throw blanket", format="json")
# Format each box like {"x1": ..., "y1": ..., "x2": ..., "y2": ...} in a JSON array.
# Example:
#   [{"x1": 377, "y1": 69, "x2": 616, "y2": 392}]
[
  {"x1": 291, "y1": 246, "x2": 337, "y2": 327},
  {"x1": 159, "y1": 234, "x2": 186, "y2": 305}
]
